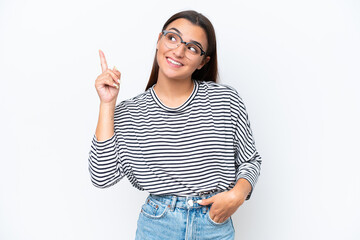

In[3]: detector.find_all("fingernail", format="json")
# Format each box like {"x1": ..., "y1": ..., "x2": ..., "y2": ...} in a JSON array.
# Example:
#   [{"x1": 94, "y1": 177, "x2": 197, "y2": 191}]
[
  {"x1": 113, "y1": 83, "x2": 119, "y2": 89},
  {"x1": 117, "y1": 78, "x2": 121, "y2": 84},
  {"x1": 114, "y1": 66, "x2": 118, "y2": 71},
  {"x1": 197, "y1": 200, "x2": 202, "y2": 204}
]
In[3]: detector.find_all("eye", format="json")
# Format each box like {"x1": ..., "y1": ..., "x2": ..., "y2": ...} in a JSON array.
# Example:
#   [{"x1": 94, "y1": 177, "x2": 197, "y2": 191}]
[
  {"x1": 189, "y1": 46, "x2": 197, "y2": 52},
  {"x1": 166, "y1": 33, "x2": 178, "y2": 42},
  {"x1": 187, "y1": 44, "x2": 199, "y2": 54}
]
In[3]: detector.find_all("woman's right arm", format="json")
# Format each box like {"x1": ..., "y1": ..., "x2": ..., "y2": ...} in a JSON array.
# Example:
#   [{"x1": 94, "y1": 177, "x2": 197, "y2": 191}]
[
  {"x1": 95, "y1": 100, "x2": 116, "y2": 141},
  {"x1": 88, "y1": 49, "x2": 124, "y2": 188},
  {"x1": 95, "y1": 49, "x2": 120, "y2": 140}
]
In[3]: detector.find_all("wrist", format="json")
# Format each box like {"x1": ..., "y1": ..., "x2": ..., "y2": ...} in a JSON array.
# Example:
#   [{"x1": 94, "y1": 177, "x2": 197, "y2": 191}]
[
  {"x1": 229, "y1": 188, "x2": 246, "y2": 200},
  {"x1": 230, "y1": 178, "x2": 252, "y2": 200},
  {"x1": 100, "y1": 100, "x2": 116, "y2": 109},
  {"x1": 227, "y1": 189, "x2": 246, "y2": 207}
]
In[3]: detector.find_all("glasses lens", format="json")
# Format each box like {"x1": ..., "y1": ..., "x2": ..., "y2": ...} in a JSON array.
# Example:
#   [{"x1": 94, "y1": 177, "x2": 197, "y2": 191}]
[
  {"x1": 185, "y1": 43, "x2": 201, "y2": 56},
  {"x1": 164, "y1": 32, "x2": 180, "y2": 49}
]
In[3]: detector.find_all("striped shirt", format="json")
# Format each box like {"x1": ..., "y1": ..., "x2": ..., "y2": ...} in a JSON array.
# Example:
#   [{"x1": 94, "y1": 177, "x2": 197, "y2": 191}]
[{"x1": 88, "y1": 79, "x2": 262, "y2": 200}]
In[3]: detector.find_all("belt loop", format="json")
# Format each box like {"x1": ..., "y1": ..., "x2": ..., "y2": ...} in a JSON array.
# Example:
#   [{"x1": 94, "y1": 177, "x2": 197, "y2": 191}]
[
  {"x1": 202, "y1": 195, "x2": 207, "y2": 214},
  {"x1": 201, "y1": 196, "x2": 207, "y2": 213},
  {"x1": 170, "y1": 196, "x2": 177, "y2": 212}
]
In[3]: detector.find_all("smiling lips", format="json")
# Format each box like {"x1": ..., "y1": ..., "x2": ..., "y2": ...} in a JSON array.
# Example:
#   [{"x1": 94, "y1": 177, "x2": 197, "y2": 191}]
[{"x1": 166, "y1": 57, "x2": 184, "y2": 68}]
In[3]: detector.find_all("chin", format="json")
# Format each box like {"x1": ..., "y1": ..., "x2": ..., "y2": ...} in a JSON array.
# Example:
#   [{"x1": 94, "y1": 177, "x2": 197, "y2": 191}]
[{"x1": 159, "y1": 64, "x2": 193, "y2": 81}]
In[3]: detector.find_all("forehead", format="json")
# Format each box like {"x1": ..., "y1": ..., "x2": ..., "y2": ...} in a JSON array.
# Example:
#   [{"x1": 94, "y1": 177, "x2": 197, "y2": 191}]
[{"x1": 165, "y1": 18, "x2": 208, "y2": 48}]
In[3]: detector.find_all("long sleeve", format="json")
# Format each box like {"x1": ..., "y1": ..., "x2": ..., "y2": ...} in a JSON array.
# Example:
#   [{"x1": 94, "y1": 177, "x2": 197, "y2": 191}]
[
  {"x1": 233, "y1": 93, "x2": 262, "y2": 200},
  {"x1": 88, "y1": 132, "x2": 125, "y2": 188}
]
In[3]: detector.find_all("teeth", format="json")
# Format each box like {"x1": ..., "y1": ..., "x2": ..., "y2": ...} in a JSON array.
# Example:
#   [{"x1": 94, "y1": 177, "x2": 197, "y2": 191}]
[{"x1": 167, "y1": 58, "x2": 182, "y2": 66}]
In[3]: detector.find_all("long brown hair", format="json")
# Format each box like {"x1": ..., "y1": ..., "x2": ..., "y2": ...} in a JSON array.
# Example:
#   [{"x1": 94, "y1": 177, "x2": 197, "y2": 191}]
[{"x1": 145, "y1": 10, "x2": 218, "y2": 91}]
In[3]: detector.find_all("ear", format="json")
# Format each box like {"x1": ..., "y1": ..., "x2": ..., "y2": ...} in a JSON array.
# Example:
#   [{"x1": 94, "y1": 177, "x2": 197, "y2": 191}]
[
  {"x1": 197, "y1": 56, "x2": 211, "y2": 70},
  {"x1": 156, "y1": 32, "x2": 162, "y2": 50}
]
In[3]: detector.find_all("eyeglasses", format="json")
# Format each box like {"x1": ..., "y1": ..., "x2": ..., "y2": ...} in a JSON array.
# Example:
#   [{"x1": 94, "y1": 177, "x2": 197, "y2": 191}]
[{"x1": 161, "y1": 30, "x2": 206, "y2": 58}]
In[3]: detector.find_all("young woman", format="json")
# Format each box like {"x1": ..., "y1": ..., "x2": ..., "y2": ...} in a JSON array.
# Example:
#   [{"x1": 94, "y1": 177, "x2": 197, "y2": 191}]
[{"x1": 89, "y1": 10, "x2": 262, "y2": 240}]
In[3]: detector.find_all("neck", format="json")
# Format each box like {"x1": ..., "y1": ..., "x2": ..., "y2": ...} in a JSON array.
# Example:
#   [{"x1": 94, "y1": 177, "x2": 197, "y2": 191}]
[{"x1": 154, "y1": 76, "x2": 194, "y2": 100}]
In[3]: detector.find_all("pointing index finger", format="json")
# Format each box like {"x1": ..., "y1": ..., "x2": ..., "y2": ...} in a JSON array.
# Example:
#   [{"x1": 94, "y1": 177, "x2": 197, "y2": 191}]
[{"x1": 99, "y1": 49, "x2": 108, "y2": 73}]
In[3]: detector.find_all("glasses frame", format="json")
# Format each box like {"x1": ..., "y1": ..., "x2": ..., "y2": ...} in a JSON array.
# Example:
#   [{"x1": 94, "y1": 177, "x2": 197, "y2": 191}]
[{"x1": 161, "y1": 30, "x2": 206, "y2": 56}]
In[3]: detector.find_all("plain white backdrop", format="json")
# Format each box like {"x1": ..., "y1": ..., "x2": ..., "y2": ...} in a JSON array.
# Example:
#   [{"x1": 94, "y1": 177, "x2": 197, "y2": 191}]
[{"x1": 0, "y1": 0, "x2": 359, "y2": 239}]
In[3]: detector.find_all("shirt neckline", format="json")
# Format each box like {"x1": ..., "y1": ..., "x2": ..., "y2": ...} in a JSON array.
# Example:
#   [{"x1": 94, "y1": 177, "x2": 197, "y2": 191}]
[{"x1": 150, "y1": 79, "x2": 199, "y2": 112}]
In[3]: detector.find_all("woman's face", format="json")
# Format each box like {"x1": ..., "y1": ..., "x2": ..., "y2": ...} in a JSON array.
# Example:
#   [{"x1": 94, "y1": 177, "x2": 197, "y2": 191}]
[{"x1": 156, "y1": 18, "x2": 210, "y2": 83}]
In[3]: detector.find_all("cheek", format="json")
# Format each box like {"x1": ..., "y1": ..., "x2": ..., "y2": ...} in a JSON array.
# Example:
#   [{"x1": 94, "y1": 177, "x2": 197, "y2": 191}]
[
  {"x1": 156, "y1": 47, "x2": 164, "y2": 64},
  {"x1": 193, "y1": 59, "x2": 204, "y2": 69},
  {"x1": 156, "y1": 44, "x2": 167, "y2": 62}
]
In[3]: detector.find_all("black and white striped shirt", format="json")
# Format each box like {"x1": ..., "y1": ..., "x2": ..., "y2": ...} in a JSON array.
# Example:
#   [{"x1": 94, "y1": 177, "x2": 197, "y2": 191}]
[{"x1": 88, "y1": 79, "x2": 262, "y2": 200}]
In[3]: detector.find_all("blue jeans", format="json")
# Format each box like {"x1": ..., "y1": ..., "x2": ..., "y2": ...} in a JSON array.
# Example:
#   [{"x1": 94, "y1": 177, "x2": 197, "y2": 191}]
[{"x1": 135, "y1": 192, "x2": 235, "y2": 240}]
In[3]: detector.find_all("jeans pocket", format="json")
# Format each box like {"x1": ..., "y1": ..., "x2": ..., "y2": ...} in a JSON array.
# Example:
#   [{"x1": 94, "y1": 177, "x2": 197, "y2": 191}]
[
  {"x1": 206, "y1": 210, "x2": 230, "y2": 226},
  {"x1": 140, "y1": 196, "x2": 169, "y2": 219}
]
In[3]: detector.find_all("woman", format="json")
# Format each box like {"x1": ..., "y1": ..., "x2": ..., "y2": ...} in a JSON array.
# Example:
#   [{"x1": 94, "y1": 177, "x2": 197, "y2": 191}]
[{"x1": 89, "y1": 10, "x2": 262, "y2": 240}]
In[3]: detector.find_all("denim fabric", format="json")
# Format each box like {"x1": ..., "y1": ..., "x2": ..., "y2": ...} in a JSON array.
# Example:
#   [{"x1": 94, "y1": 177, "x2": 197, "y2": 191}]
[{"x1": 135, "y1": 192, "x2": 235, "y2": 240}]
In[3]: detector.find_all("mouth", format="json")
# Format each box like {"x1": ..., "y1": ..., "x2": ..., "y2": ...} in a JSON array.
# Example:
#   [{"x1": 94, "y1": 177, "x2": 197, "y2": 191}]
[{"x1": 166, "y1": 57, "x2": 184, "y2": 67}]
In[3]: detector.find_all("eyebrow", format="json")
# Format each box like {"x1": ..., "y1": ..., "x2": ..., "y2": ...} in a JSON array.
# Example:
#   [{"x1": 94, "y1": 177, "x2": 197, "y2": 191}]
[{"x1": 168, "y1": 27, "x2": 204, "y2": 49}]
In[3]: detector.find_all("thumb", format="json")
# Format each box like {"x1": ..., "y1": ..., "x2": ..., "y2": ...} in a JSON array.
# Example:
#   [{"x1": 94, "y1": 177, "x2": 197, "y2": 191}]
[{"x1": 197, "y1": 196, "x2": 215, "y2": 205}]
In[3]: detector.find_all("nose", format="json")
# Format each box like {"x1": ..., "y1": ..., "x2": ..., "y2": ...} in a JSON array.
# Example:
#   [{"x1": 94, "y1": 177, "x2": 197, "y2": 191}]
[{"x1": 172, "y1": 43, "x2": 186, "y2": 58}]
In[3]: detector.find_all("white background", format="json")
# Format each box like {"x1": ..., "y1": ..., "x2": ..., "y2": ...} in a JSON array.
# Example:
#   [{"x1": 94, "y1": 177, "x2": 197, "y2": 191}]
[{"x1": 1, "y1": 0, "x2": 359, "y2": 239}]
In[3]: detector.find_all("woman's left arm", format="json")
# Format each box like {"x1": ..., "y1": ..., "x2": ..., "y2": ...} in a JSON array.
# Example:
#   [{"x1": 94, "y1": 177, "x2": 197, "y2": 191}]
[{"x1": 198, "y1": 90, "x2": 262, "y2": 223}]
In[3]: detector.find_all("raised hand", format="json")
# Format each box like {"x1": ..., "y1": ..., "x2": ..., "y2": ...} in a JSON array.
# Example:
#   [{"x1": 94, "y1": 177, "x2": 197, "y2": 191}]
[{"x1": 95, "y1": 49, "x2": 121, "y2": 103}]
